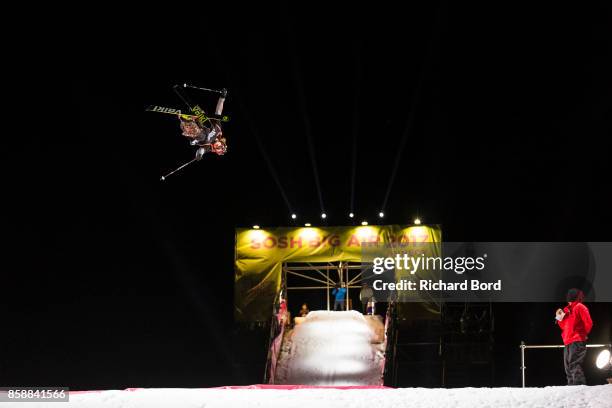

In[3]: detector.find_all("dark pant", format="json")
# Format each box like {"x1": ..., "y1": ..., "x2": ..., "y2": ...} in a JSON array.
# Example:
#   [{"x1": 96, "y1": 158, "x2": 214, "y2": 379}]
[
  {"x1": 334, "y1": 299, "x2": 345, "y2": 311},
  {"x1": 564, "y1": 341, "x2": 587, "y2": 385}
]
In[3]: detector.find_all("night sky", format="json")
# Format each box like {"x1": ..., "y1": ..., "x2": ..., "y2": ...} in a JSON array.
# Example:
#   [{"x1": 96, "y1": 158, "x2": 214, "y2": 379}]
[{"x1": 7, "y1": 0, "x2": 611, "y2": 390}]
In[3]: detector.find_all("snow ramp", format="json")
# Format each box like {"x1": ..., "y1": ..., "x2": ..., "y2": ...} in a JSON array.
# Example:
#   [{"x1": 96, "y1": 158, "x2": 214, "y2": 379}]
[{"x1": 270, "y1": 311, "x2": 386, "y2": 386}]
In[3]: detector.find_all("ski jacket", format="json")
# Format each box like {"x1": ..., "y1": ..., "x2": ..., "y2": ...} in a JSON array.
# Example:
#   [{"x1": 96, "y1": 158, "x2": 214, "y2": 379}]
[
  {"x1": 332, "y1": 287, "x2": 346, "y2": 301},
  {"x1": 557, "y1": 301, "x2": 593, "y2": 345}
]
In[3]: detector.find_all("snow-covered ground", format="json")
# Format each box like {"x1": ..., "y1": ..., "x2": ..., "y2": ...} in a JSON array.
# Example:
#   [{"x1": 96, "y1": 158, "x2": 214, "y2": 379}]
[
  {"x1": 2, "y1": 385, "x2": 611, "y2": 408},
  {"x1": 273, "y1": 310, "x2": 386, "y2": 385}
]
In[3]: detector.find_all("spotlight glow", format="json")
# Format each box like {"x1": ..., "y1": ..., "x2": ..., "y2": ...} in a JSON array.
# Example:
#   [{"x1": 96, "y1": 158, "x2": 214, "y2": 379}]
[
  {"x1": 414, "y1": 218, "x2": 422, "y2": 225},
  {"x1": 349, "y1": 213, "x2": 354, "y2": 218},
  {"x1": 361, "y1": 221, "x2": 368, "y2": 226},
  {"x1": 321, "y1": 213, "x2": 327, "y2": 219},
  {"x1": 300, "y1": 227, "x2": 318, "y2": 240},
  {"x1": 357, "y1": 226, "x2": 376, "y2": 240},
  {"x1": 596, "y1": 349, "x2": 611, "y2": 369},
  {"x1": 304, "y1": 223, "x2": 312, "y2": 227},
  {"x1": 378, "y1": 212, "x2": 384, "y2": 218},
  {"x1": 252, "y1": 225, "x2": 260, "y2": 229},
  {"x1": 291, "y1": 214, "x2": 297, "y2": 219}
]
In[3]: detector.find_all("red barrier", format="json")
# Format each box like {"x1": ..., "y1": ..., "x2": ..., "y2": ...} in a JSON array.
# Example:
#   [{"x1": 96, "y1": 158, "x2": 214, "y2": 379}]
[{"x1": 215, "y1": 384, "x2": 391, "y2": 390}]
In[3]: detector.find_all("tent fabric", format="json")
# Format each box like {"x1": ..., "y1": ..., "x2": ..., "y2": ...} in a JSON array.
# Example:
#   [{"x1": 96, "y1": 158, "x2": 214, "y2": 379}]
[{"x1": 235, "y1": 225, "x2": 442, "y2": 322}]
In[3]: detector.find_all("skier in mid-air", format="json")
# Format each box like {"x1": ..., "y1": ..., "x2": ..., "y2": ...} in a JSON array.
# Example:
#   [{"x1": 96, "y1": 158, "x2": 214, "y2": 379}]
[
  {"x1": 146, "y1": 83, "x2": 229, "y2": 180},
  {"x1": 177, "y1": 86, "x2": 228, "y2": 159}
]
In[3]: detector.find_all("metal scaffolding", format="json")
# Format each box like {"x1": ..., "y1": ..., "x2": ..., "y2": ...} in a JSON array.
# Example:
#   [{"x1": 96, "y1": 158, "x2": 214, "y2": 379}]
[
  {"x1": 519, "y1": 341, "x2": 611, "y2": 387},
  {"x1": 282, "y1": 262, "x2": 372, "y2": 311}
]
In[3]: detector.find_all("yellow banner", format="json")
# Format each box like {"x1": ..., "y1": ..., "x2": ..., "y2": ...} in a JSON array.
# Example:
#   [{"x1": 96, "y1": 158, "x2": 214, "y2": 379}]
[{"x1": 235, "y1": 224, "x2": 442, "y2": 322}]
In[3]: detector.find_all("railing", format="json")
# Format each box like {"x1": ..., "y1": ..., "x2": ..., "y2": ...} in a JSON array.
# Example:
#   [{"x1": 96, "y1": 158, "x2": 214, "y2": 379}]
[
  {"x1": 519, "y1": 341, "x2": 611, "y2": 387},
  {"x1": 263, "y1": 288, "x2": 287, "y2": 384},
  {"x1": 263, "y1": 312, "x2": 278, "y2": 383},
  {"x1": 382, "y1": 301, "x2": 396, "y2": 385}
]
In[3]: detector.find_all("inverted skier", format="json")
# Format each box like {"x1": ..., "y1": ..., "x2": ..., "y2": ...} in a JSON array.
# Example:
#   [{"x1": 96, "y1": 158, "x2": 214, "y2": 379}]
[
  {"x1": 177, "y1": 87, "x2": 228, "y2": 160},
  {"x1": 147, "y1": 84, "x2": 229, "y2": 180}
]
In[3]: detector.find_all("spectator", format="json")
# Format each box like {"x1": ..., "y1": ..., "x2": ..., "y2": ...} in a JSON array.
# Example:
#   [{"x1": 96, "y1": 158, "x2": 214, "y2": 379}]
[
  {"x1": 556, "y1": 288, "x2": 593, "y2": 385},
  {"x1": 359, "y1": 283, "x2": 374, "y2": 314},
  {"x1": 332, "y1": 283, "x2": 347, "y2": 311},
  {"x1": 298, "y1": 303, "x2": 310, "y2": 317}
]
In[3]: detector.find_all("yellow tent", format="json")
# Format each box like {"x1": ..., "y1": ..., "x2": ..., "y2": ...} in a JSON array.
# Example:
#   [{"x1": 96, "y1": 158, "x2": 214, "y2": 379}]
[{"x1": 234, "y1": 224, "x2": 442, "y2": 322}]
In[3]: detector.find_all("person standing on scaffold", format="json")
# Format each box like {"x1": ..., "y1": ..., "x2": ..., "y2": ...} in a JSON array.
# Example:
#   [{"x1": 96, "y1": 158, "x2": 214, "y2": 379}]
[
  {"x1": 360, "y1": 282, "x2": 374, "y2": 314},
  {"x1": 332, "y1": 283, "x2": 347, "y2": 311}
]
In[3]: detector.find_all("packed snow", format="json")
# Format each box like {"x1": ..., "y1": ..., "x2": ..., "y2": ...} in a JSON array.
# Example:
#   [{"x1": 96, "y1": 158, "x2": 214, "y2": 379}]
[
  {"x1": 2, "y1": 385, "x2": 611, "y2": 408},
  {"x1": 273, "y1": 310, "x2": 386, "y2": 385}
]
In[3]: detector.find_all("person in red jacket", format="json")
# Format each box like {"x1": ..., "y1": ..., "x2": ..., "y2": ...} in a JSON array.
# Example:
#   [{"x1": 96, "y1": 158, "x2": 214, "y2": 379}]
[{"x1": 555, "y1": 288, "x2": 593, "y2": 385}]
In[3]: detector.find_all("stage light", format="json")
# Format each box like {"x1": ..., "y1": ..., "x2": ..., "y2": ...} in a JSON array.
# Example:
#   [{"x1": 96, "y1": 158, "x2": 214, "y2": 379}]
[
  {"x1": 356, "y1": 226, "x2": 376, "y2": 240},
  {"x1": 291, "y1": 214, "x2": 297, "y2": 219},
  {"x1": 349, "y1": 213, "x2": 354, "y2": 218},
  {"x1": 253, "y1": 225, "x2": 260, "y2": 229},
  {"x1": 321, "y1": 213, "x2": 327, "y2": 219},
  {"x1": 305, "y1": 223, "x2": 312, "y2": 227},
  {"x1": 414, "y1": 218, "x2": 422, "y2": 225},
  {"x1": 361, "y1": 221, "x2": 368, "y2": 226},
  {"x1": 300, "y1": 227, "x2": 318, "y2": 240},
  {"x1": 596, "y1": 349, "x2": 612, "y2": 369},
  {"x1": 379, "y1": 212, "x2": 384, "y2": 218}
]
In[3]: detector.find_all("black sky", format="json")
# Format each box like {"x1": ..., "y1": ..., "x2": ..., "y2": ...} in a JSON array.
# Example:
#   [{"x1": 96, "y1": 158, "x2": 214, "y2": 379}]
[{"x1": 6, "y1": 0, "x2": 612, "y2": 390}]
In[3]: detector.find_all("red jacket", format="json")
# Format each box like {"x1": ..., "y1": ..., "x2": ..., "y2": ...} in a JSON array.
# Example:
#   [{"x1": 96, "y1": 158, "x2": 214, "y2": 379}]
[{"x1": 557, "y1": 301, "x2": 593, "y2": 345}]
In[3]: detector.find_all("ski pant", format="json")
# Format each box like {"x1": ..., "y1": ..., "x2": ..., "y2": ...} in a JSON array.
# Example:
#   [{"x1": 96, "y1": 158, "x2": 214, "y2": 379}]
[
  {"x1": 564, "y1": 341, "x2": 587, "y2": 385},
  {"x1": 334, "y1": 299, "x2": 345, "y2": 311}
]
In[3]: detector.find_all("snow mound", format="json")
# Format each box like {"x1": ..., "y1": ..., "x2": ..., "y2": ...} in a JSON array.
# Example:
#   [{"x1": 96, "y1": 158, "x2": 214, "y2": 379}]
[{"x1": 274, "y1": 310, "x2": 385, "y2": 385}]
